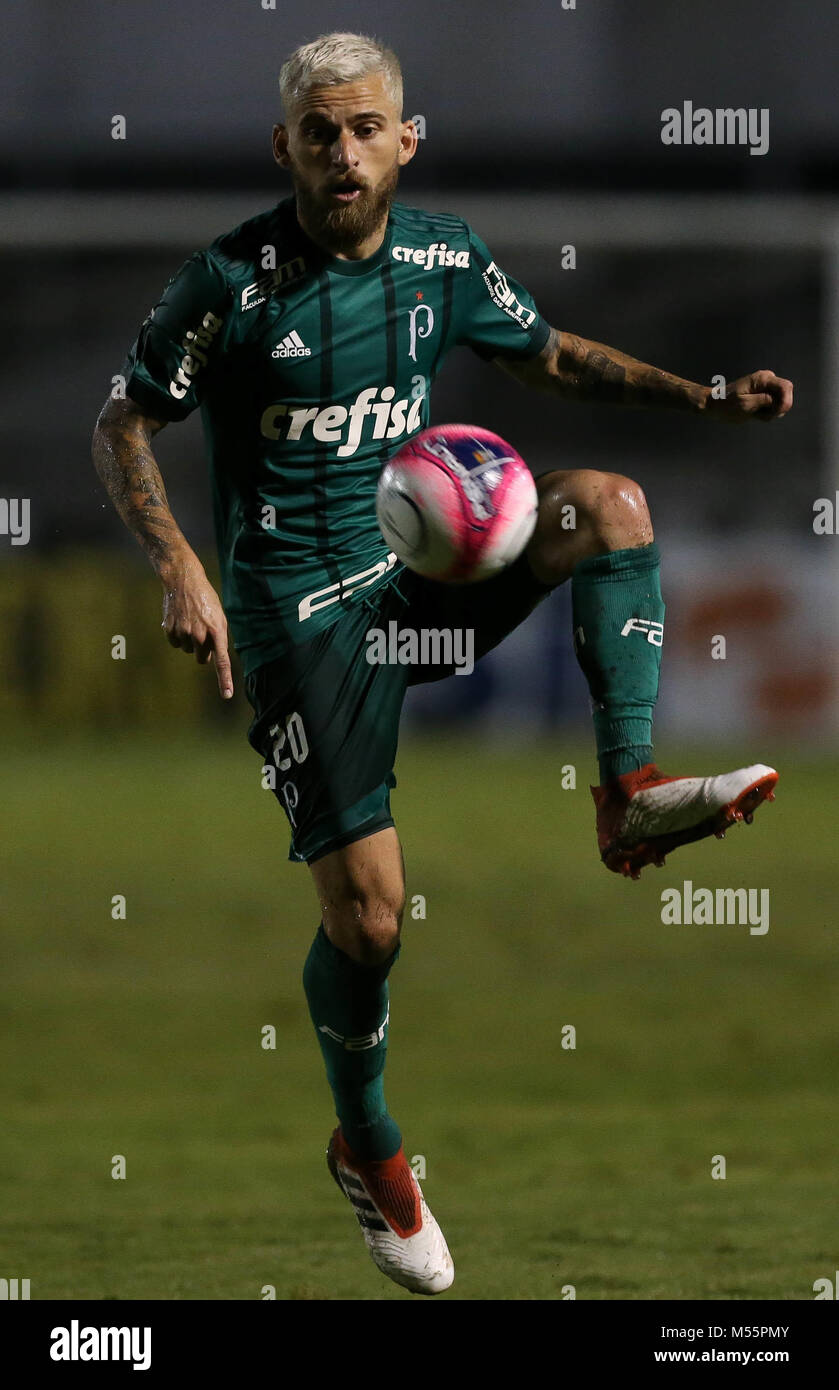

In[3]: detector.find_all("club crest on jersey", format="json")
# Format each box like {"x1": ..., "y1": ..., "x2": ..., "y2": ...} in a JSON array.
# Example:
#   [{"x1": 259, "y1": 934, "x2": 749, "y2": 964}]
[
  {"x1": 260, "y1": 386, "x2": 425, "y2": 458},
  {"x1": 391, "y1": 241, "x2": 470, "y2": 269},
  {"x1": 408, "y1": 303, "x2": 434, "y2": 361},
  {"x1": 482, "y1": 261, "x2": 536, "y2": 329},
  {"x1": 241, "y1": 256, "x2": 306, "y2": 311}
]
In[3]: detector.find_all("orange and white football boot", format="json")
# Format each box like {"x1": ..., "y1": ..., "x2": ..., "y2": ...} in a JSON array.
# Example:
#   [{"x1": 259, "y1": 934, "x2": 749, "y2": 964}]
[
  {"x1": 592, "y1": 762, "x2": 778, "y2": 880},
  {"x1": 327, "y1": 1127, "x2": 454, "y2": 1295}
]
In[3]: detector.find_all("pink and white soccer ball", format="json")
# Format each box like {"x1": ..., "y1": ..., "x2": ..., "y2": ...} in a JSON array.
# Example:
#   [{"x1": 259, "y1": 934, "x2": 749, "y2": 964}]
[{"x1": 376, "y1": 425, "x2": 538, "y2": 583}]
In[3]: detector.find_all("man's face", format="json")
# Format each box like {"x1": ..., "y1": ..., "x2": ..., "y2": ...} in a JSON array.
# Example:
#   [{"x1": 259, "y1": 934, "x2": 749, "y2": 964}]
[{"x1": 273, "y1": 73, "x2": 417, "y2": 253}]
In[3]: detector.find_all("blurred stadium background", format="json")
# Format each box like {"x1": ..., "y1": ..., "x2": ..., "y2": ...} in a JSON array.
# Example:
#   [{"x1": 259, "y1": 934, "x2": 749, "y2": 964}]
[{"x1": 2, "y1": 0, "x2": 837, "y2": 1300}]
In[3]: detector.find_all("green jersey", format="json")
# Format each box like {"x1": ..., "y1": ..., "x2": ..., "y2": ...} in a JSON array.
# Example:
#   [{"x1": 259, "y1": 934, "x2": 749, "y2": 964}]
[{"x1": 122, "y1": 195, "x2": 550, "y2": 676}]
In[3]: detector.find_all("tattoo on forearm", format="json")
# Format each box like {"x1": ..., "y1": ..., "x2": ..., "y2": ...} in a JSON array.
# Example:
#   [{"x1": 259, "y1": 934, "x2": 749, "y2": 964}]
[
  {"x1": 566, "y1": 341, "x2": 627, "y2": 403},
  {"x1": 92, "y1": 400, "x2": 185, "y2": 571},
  {"x1": 551, "y1": 332, "x2": 707, "y2": 412}
]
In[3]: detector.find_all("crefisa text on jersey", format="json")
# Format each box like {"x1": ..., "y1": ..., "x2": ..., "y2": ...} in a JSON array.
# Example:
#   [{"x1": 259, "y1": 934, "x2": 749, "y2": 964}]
[
  {"x1": 391, "y1": 241, "x2": 470, "y2": 269},
  {"x1": 168, "y1": 311, "x2": 223, "y2": 399},
  {"x1": 260, "y1": 386, "x2": 425, "y2": 457}
]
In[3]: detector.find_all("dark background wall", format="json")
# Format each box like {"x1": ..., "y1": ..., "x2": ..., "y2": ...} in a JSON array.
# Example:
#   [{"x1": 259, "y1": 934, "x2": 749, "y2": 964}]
[{"x1": 3, "y1": 0, "x2": 838, "y2": 190}]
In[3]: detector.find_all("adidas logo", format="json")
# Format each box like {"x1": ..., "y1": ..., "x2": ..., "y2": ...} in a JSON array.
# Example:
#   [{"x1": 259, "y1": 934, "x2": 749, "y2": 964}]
[{"x1": 272, "y1": 330, "x2": 311, "y2": 359}]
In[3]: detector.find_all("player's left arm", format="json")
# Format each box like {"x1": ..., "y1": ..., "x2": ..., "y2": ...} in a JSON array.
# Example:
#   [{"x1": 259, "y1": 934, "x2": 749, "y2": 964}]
[{"x1": 495, "y1": 326, "x2": 793, "y2": 421}]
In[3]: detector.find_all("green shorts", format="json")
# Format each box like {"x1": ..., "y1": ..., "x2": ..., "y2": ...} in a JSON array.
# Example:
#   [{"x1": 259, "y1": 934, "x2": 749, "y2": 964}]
[{"x1": 244, "y1": 555, "x2": 552, "y2": 864}]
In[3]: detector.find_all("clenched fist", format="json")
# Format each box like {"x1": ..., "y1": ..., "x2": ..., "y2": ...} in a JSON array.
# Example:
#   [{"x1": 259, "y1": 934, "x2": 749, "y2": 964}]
[{"x1": 706, "y1": 369, "x2": 793, "y2": 422}]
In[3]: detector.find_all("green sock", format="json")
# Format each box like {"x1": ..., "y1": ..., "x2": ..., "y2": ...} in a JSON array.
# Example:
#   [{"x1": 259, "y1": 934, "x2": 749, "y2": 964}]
[
  {"x1": 302, "y1": 923, "x2": 402, "y2": 1161},
  {"x1": 571, "y1": 542, "x2": 665, "y2": 783}
]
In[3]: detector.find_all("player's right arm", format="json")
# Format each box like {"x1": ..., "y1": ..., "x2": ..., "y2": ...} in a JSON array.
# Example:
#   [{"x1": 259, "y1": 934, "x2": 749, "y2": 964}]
[
  {"x1": 496, "y1": 327, "x2": 793, "y2": 420},
  {"x1": 92, "y1": 395, "x2": 234, "y2": 699}
]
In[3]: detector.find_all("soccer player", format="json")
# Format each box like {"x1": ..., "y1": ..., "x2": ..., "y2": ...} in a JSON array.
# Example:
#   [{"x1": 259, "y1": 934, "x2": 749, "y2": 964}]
[{"x1": 92, "y1": 32, "x2": 793, "y2": 1295}]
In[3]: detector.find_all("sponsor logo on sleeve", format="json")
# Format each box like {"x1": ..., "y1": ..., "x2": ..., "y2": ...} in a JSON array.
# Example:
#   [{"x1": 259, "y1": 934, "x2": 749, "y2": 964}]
[
  {"x1": 168, "y1": 311, "x2": 223, "y2": 400},
  {"x1": 482, "y1": 261, "x2": 536, "y2": 329}
]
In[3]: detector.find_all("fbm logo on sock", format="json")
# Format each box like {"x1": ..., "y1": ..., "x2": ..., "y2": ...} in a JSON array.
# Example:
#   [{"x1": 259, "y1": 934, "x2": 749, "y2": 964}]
[
  {"x1": 50, "y1": 1320, "x2": 151, "y2": 1372},
  {"x1": 621, "y1": 617, "x2": 664, "y2": 646},
  {"x1": 319, "y1": 1007, "x2": 390, "y2": 1051}
]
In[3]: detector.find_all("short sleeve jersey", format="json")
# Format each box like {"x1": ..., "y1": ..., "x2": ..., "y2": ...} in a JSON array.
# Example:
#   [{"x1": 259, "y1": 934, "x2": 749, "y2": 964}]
[{"x1": 122, "y1": 196, "x2": 550, "y2": 676}]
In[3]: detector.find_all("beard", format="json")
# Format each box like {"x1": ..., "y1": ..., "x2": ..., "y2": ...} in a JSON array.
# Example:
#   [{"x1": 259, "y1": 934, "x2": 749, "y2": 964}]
[{"x1": 292, "y1": 161, "x2": 400, "y2": 255}]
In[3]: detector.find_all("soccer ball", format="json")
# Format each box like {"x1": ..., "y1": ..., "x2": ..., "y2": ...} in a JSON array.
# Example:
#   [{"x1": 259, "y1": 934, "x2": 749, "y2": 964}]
[{"x1": 376, "y1": 424, "x2": 538, "y2": 583}]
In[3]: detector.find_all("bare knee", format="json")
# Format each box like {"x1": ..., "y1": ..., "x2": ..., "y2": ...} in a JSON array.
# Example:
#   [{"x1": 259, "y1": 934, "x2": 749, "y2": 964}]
[
  {"x1": 324, "y1": 885, "x2": 404, "y2": 965},
  {"x1": 539, "y1": 467, "x2": 651, "y2": 542},
  {"x1": 590, "y1": 471, "x2": 650, "y2": 542},
  {"x1": 528, "y1": 468, "x2": 653, "y2": 584},
  {"x1": 310, "y1": 829, "x2": 405, "y2": 965}
]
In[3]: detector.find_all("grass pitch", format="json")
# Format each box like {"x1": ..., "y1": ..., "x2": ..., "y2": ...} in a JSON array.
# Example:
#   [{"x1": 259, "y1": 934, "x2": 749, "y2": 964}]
[{"x1": 2, "y1": 732, "x2": 835, "y2": 1299}]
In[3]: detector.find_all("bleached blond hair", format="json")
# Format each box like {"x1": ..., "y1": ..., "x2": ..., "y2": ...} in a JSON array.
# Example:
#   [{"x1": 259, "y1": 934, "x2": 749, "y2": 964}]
[{"x1": 279, "y1": 32, "x2": 403, "y2": 118}]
